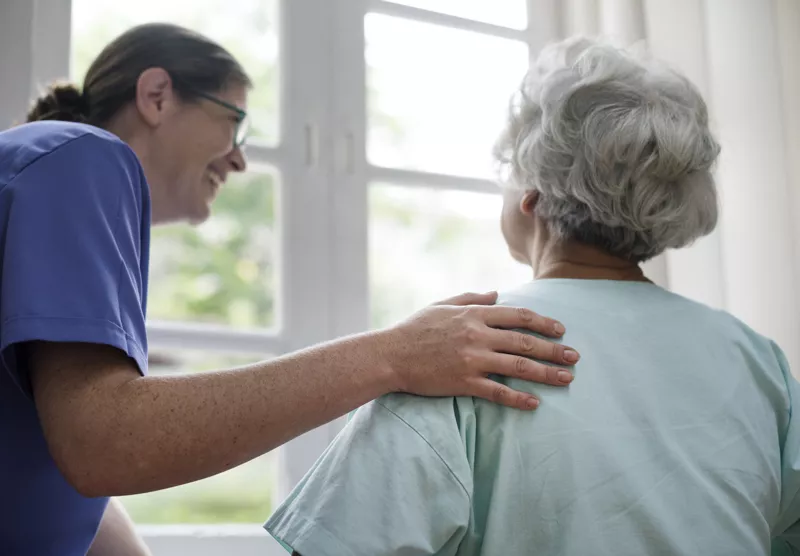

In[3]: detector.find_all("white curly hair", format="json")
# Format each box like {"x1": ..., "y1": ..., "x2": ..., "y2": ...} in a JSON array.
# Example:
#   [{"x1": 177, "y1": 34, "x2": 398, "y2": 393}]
[{"x1": 494, "y1": 37, "x2": 720, "y2": 261}]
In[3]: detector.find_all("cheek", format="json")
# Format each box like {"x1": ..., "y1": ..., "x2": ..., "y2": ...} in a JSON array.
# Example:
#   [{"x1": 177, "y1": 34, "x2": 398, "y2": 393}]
[
  {"x1": 179, "y1": 136, "x2": 225, "y2": 190},
  {"x1": 198, "y1": 125, "x2": 231, "y2": 161},
  {"x1": 208, "y1": 116, "x2": 235, "y2": 154},
  {"x1": 500, "y1": 193, "x2": 518, "y2": 229},
  {"x1": 500, "y1": 202, "x2": 519, "y2": 248},
  {"x1": 179, "y1": 115, "x2": 232, "y2": 169}
]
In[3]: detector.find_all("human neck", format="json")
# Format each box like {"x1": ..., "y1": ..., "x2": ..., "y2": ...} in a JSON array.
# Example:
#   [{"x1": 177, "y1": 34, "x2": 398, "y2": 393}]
[
  {"x1": 105, "y1": 117, "x2": 173, "y2": 225},
  {"x1": 528, "y1": 237, "x2": 650, "y2": 283}
]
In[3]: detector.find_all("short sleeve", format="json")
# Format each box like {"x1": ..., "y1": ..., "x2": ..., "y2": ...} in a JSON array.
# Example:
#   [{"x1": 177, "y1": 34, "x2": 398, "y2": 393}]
[
  {"x1": 264, "y1": 397, "x2": 472, "y2": 556},
  {"x1": 0, "y1": 133, "x2": 150, "y2": 394},
  {"x1": 773, "y1": 342, "x2": 800, "y2": 549}
]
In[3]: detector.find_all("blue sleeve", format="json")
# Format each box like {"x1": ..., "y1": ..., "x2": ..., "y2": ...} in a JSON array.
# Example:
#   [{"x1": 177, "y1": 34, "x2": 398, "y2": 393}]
[{"x1": 0, "y1": 133, "x2": 150, "y2": 395}]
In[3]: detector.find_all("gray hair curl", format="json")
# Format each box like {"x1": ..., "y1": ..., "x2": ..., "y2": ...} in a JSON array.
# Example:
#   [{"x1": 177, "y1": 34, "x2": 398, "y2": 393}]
[{"x1": 494, "y1": 37, "x2": 720, "y2": 261}]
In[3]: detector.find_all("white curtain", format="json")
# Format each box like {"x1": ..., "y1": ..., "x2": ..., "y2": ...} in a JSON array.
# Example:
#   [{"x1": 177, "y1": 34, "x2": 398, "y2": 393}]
[{"x1": 539, "y1": 0, "x2": 800, "y2": 373}]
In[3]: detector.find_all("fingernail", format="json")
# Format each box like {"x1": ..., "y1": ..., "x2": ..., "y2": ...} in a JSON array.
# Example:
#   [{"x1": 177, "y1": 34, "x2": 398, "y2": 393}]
[
  {"x1": 552, "y1": 322, "x2": 565, "y2": 336},
  {"x1": 526, "y1": 397, "x2": 540, "y2": 409},
  {"x1": 564, "y1": 349, "x2": 579, "y2": 363},
  {"x1": 558, "y1": 370, "x2": 573, "y2": 383}
]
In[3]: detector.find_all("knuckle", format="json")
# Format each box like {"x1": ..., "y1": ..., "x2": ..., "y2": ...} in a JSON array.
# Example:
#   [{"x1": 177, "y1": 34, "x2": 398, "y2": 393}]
[
  {"x1": 492, "y1": 385, "x2": 507, "y2": 404},
  {"x1": 461, "y1": 322, "x2": 483, "y2": 344},
  {"x1": 460, "y1": 351, "x2": 476, "y2": 367},
  {"x1": 514, "y1": 356, "x2": 529, "y2": 377},
  {"x1": 516, "y1": 333, "x2": 536, "y2": 354},
  {"x1": 516, "y1": 307, "x2": 534, "y2": 322}
]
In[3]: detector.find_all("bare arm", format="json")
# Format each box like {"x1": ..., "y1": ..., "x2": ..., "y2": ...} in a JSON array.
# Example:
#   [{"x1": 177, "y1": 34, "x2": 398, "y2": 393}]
[
  {"x1": 29, "y1": 292, "x2": 578, "y2": 497},
  {"x1": 86, "y1": 498, "x2": 151, "y2": 556}
]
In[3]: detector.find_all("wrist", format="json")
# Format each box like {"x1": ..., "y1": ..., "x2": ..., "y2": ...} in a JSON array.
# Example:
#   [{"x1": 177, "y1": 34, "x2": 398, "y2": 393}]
[{"x1": 362, "y1": 327, "x2": 406, "y2": 395}]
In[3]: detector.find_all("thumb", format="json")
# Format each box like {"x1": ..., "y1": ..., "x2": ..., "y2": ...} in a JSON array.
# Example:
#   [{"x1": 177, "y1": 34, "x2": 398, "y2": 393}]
[{"x1": 433, "y1": 291, "x2": 498, "y2": 307}]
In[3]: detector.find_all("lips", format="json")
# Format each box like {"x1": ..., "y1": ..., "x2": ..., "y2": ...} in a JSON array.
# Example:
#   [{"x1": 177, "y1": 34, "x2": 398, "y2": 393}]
[{"x1": 206, "y1": 169, "x2": 223, "y2": 192}]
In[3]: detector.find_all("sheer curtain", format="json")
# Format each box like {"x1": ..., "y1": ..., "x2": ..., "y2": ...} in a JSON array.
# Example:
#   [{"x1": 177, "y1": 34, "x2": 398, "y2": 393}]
[{"x1": 541, "y1": 0, "x2": 800, "y2": 372}]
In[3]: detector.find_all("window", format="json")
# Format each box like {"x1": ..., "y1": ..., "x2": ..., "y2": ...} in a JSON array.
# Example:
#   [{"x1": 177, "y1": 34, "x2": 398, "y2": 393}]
[
  {"x1": 370, "y1": 184, "x2": 530, "y2": 328},
  {"x1": 365, "y1": 13, "x2": 528, "y2": 178},
  {"x1": 64, "y1": 0, "x2": 543, "y2": 550},
  {"x1": 147, "y1": 169, "x2": 278, "y2": 329},
  {"x1": 383, "y1": 0, "x2": 528, "y2": 29},
  {"x1": 363, "y1": 4, "x2": 532, "y2": 328}
]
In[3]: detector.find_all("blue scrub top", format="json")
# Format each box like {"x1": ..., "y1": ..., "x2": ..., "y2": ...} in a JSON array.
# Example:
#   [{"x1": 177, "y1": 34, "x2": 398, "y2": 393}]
[{"x1": 0, "y1": 121, "x2": 150, "y2": 555}]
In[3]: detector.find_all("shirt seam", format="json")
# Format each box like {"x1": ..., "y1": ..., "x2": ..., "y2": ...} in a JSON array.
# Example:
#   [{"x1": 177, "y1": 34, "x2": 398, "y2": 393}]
[
  {"x1": 4, "y1": 129, "x2": 105, "y2": 189},
  {"x1": 374, "y1": 398, "x2": 472, "y2": 503},
  {"x1": 2, "y1": 314, "x2": 143, "y2": 349}
]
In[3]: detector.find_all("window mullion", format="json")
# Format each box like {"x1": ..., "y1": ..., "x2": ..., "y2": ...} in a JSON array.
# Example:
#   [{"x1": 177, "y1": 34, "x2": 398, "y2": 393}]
[
  {"x1": 274, "y1": 0, "x2": 342, "y2": 500},
  {"x1": 328, "y1": 0, "x2": 370, "y2": 342},
  {"x1": 371, "y1": 0, "x2": 527, "y2": 40}
]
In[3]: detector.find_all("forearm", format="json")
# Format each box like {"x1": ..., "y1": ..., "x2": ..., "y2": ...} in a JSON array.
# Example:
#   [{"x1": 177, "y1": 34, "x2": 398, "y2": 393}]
[
  {"x1": 43, "y1": 331, "x2": 397, "y2": 496},
  {"x1": 33, "y1": 294, "x2": 576, "y2": 497},
  {"x1": 87, "y1": 498, "x2": 150, "y2": 556}
]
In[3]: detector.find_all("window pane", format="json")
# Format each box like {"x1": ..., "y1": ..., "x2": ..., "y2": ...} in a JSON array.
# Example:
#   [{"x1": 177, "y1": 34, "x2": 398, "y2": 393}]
[
  {"x1": 385, "y1": 0, "x2": 527, "y2": 29},
  {"x1": 71, "y1": 0, "x2": 279, "y2": 145},
  {"x1": 148, "y1": 170, "x2": 278, "y2": 328},
  {"x1": 366, "y1": 14, "x2": 528, "y2": 179},
  {"x1": 122, "y1": 349, "x2": 276, "y2": 524},
  {"x1": 369, "y1": 184, "x2": 531, "y2": 329}
]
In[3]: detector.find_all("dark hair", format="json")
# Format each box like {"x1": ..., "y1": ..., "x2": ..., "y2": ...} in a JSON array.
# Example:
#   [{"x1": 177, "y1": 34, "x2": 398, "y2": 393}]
[{"x1": 26, "y1": 23, "x2": 252, "y2": 125}]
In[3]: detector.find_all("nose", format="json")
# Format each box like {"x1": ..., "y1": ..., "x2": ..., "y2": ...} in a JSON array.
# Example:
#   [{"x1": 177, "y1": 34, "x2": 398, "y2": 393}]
[{"x1": 226, "y1": 146, "x2": 247, "y2": 174}]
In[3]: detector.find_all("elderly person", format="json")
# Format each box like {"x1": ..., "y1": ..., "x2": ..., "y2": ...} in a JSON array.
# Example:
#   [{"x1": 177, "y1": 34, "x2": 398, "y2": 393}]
[{"x1": 264, "y1": 38, "x2": 800, "y2": 555}]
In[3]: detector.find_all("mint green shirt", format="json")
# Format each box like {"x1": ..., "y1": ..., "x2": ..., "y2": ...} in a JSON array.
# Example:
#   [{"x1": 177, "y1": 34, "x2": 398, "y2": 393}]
[{"x1": 266, "y1": 280, "x2": 800, "y2": 555}]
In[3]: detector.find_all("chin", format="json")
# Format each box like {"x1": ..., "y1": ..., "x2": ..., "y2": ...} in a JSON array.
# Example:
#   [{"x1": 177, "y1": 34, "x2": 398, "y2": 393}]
[{"x1": 187, "y1": 205, "x2": 212, "y2": 225}]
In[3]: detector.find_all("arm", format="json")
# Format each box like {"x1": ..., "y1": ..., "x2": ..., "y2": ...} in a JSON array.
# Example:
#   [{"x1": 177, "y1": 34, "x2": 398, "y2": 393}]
[
  {"x1": 29, "y1": 293, "x2": 577, "y2": 497},
  {"x1": 87, "y1": 498, "x2": 151, "y2": 556}
]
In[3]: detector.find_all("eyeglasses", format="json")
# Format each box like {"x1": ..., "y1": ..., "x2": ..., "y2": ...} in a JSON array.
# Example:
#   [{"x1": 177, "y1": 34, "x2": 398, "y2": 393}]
[{"x1": 190, "y1": 89, "x2": 250, "y2": 149}]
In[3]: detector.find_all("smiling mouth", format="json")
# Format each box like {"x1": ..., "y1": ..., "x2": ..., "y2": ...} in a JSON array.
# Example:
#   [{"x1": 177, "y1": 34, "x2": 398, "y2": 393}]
[{"x1": 206, "y1": 169, "x2": 224, "y2": 193}]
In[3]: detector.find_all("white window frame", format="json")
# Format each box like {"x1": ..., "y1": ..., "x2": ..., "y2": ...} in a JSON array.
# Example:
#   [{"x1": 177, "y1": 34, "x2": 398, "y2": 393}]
[{"x1": 3, "y1": 0, "x2": 668, "y2": 553}]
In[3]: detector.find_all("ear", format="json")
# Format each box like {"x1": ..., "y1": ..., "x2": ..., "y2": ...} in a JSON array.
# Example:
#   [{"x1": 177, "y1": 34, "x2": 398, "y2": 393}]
[
  {"x1": 519, "y1": 191, "x2": 539, "y2": 216},
  {"x1": 135, "y1": 68, "x2": 177, "y2": 128}
]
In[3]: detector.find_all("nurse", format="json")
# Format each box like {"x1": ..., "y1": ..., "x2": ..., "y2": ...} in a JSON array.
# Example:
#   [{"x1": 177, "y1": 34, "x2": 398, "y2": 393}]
[{"x1": 0, "y1": 23, "x2": 578, "y2": 556}]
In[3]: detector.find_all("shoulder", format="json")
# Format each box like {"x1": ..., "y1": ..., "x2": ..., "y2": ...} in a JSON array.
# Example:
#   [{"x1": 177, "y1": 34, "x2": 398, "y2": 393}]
[
  {"x1": 1, "y1": 121, "x2": 143, "y2": 190},
  {"x1": 499, "y1": 279, "x2": 789, "y2": 374},
  {"x1": 700, "y1": 306, "x2": 787, "y2": 366},
  {"x1": 370, "y1": 393, "x2": 475, "y2": 485},
  {"x1": 1, "y1": 122, "x2": 147, "y2": 217},
  {"x1": 375, "y1": 393, "x2": 462, "y2": 434}
]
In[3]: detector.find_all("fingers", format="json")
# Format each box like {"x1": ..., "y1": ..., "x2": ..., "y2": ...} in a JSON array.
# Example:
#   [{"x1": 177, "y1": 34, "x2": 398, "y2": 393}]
[
  {"x1": 483, "y1": 352, "x2": 574, "y2": 386},
  {"x1": 478, "y1": 305, "x2": 565, "y2": 338},
  {"x1": 434, "y1": 291, "x2": 498, "y2": 307},
  {"x1": 470, "y1": 378, "x2": 540, "y2": 411},
  {"x1": 487, "y1": 328, "x2": 579, "y2": 366}
]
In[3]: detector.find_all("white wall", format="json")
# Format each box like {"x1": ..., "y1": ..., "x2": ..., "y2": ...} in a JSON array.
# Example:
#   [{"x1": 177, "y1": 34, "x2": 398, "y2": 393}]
[{"x1": 0, "y1": 0, "x2": 71, "y2": 129}]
